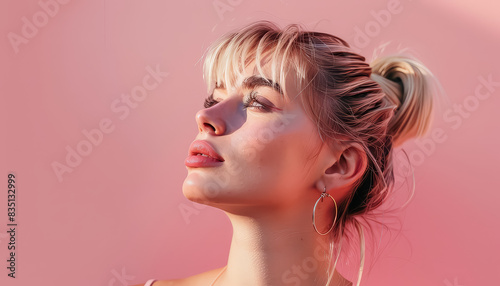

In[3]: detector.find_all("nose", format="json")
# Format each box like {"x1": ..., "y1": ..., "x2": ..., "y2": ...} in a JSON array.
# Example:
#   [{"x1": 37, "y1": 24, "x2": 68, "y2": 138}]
[{"x1": 195, "y1": 106, "x2": 227, "y2": 135}]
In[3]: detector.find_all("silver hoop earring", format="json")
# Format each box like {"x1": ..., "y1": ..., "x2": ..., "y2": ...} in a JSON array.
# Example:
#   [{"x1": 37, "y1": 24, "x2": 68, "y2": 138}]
[{"x1": 312, "y1": 186, "x2": 338, "y2": 235}]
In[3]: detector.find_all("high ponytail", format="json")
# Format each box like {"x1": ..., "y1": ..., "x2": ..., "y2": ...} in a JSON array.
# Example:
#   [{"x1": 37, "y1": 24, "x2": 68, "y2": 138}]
[{"x1": 370, "y1": 56, "x2": 437, "y2": 147}]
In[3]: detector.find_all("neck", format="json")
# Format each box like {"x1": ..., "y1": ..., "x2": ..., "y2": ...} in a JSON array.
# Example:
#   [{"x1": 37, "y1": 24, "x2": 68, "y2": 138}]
[{"x1": 217, "y1": 205, "x2": 341, "y2": 286}]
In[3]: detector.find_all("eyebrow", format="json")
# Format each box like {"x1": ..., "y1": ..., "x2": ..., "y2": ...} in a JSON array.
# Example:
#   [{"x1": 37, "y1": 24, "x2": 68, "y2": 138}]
[
  {"x1": 242, "y1": 76, "x2": 283, "y2": 95},
  {"x1": 214, "y1": 75, "x2": 283, "y2": 95}
]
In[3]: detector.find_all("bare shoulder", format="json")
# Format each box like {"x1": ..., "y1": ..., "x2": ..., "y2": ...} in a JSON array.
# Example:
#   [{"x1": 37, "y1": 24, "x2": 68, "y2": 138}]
[
  {"x1": 132, "y1": 266, "x2": 226, "y2": 286},
  {"x1": 132, "y1": 266, "x2": 350, "y2": 286}
]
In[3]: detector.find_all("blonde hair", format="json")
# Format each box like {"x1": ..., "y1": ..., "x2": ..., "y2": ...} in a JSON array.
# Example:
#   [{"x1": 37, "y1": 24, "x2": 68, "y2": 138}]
[{"x1": 202, "y1": 21, "x2": 440, "y2": 285}]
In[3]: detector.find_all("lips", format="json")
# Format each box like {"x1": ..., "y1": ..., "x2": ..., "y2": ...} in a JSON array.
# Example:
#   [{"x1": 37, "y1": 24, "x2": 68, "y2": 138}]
[{"x1": 185, "y1": 140, "x2": 224, "y2": 167}]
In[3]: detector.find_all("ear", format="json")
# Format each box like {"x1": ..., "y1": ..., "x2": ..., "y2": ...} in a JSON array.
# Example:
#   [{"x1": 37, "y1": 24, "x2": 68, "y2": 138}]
[{"x1": 316, "y1": 143, "x2": 368, "y2": 198}]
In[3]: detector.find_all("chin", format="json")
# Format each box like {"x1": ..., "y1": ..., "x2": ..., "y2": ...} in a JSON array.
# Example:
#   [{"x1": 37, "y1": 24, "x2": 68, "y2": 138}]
[{"x1": 182, "y1": 172, "x2": 221, "y2": 203}]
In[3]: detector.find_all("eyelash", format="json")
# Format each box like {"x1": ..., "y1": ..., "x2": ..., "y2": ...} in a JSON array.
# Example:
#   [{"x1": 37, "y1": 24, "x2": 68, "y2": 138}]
[{"x1": 203, "y1": 91, "x2": 272, "y2": 112}]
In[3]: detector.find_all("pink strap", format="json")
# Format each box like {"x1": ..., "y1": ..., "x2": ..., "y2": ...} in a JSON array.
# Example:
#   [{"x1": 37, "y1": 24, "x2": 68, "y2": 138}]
[{"x1": 144, "y1": 279, "x2": 156, "y2": 286}]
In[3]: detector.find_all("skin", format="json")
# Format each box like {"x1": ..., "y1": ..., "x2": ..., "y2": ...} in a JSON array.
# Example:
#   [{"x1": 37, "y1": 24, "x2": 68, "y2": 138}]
[{"x1": 135, "y1": 61, "x2": 367, "y2": 286}]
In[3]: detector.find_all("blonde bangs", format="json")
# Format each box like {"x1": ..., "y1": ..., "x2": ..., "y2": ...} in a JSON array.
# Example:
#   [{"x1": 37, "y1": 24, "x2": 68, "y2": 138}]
[{"x1": 202, "y1": 22, "x2": 310, "y2": 99}]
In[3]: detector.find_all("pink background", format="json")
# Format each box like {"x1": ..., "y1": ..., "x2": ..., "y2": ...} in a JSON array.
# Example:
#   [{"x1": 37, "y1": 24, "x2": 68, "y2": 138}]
[{"x1": 1, "y1": 0, "x2": 499, "y2": 285}]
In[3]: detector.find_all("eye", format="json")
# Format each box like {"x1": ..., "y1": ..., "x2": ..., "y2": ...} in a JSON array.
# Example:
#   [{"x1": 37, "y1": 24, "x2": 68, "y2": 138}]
[
  {"x1": 243, "y1": 91, "x2": 272, "y2": 112},
  {"x1": 204, "y1": 94, "x2": 220, "y2": 108}
]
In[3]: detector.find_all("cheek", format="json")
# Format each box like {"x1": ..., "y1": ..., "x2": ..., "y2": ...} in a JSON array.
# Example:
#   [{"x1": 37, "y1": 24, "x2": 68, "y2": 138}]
[
  {"x1": 230, "y1": 114, "x2": 317, "y2": 193},
  {"x1": 231, "y1": 117, "x2": 293, "y2": 169}
]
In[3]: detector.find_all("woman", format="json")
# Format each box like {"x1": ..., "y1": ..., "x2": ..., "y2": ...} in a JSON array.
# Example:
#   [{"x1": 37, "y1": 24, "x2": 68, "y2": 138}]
[{"x1": 137, "y1": 20, "x2": 439, "y2": 286}]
